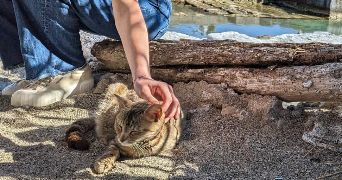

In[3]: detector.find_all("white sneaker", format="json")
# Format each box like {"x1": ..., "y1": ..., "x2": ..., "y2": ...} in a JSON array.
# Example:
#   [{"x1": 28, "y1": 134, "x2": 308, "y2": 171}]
[
  {"x1": 1, "y1": 80, "x2": 30, "y2": 95},
  {"x1": 11, "y1": 65, "x2": 94, "y2": 107}
]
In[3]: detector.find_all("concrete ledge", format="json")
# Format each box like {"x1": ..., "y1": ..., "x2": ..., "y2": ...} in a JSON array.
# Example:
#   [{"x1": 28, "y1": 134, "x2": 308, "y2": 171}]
[
  {"x1": 272, "y1": 0, "x2": 342, "y2": 19},
  {"x1": 175, "y1": 0, "x2": 342, "y2": 19}
]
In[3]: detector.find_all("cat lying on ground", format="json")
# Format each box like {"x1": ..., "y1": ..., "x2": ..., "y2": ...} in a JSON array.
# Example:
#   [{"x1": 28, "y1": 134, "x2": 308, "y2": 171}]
[{"x1": 65, "y1": 83, "x2": 185, "y2": 174}]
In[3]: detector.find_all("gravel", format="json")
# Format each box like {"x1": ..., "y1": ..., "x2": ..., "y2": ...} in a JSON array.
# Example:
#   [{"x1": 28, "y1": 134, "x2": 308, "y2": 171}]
[{"x1": 1, "y1": 30, "x2": 342, "y2": 179}]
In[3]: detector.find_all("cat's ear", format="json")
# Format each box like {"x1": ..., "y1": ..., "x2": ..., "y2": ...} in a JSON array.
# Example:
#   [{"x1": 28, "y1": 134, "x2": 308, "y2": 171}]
[
  {"x1": 144, "y1": 104, "x2": 163, "y2": 122},
  {"x1": 115, "y1": 94, "x2": 132, "y2": 108}
]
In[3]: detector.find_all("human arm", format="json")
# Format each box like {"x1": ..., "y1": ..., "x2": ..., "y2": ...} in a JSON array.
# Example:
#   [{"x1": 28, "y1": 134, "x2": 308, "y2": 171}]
[{"x1": 111, "y1": 0, "x2": 180, "y2": 121}]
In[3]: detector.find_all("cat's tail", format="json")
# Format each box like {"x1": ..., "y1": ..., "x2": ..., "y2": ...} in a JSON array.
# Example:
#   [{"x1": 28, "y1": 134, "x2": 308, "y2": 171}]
[{"x1": 65, "y1": 117, "x2": 96, "y2": 151}]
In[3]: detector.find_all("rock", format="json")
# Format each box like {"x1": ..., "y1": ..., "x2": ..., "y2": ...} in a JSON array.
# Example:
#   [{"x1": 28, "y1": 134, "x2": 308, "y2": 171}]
[
  {"x1": 207, "y1": 31, "x2": 342, "y2": 44},
  {"x1": 173, "y1": 12, "x2": 187, "y2": 16},
  {"x1": 302, "y1": 80, "x2": 313, "y2": 88},
  {"x1": 194, "y1": 13, "x2": 205, "y2": 17},
  {"x1": 221, "y1": 105, "x2": 238, "y2": 116},
  {"x1": 302, "y1": 111, "x2": 342, "y2": 152},
  {"x1": 303, "y1": 122, "x2": 342, "y2": 152}
]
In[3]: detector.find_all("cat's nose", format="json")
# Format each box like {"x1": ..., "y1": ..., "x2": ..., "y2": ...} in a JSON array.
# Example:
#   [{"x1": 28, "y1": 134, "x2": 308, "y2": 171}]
[
  {"x1": 119, "y1": 137, "x2": 133, "y2": 146},
  {"x1": 119, "y1": 136, "x2": 124, "y2": 143},
  {"x1": 119, "y1": 135, "x2": 127, "y2": 143}
]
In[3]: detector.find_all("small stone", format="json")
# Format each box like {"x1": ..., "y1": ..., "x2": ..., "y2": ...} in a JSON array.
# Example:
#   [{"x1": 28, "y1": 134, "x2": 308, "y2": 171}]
[
  {"x1": 302, "y1": 80, "x2": 313, "y2": 88},
  {"x1": 174, "y1": 12, "x2": 187, "y2": 16},
  {"x1": 195, "y1": 13, "x2": 205, "y2": 17},
  {"x1": 221, "y1": 104, "x2": 237, "y2": 116}
]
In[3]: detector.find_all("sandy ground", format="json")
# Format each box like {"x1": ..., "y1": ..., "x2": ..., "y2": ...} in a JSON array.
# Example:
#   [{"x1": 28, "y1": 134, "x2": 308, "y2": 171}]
[{"x1": 1, "y1": 32, "x2": 342, "y2": 179}]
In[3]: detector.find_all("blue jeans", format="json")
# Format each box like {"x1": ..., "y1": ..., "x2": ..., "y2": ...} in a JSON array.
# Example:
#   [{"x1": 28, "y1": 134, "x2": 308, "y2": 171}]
[{"x1": 0, "y1": 0, "x2": 172, "y2": 80}]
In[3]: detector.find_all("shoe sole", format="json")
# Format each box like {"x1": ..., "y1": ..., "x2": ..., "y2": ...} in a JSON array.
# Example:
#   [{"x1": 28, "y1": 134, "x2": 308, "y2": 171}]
[{"x1": 11, "y1": 78, "x2": 94, "y2": 107}]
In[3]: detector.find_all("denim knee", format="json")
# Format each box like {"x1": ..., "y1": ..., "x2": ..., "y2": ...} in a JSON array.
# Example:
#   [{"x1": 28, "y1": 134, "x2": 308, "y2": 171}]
[
  {"x1": 68, "y1": 0, "x2": 172, "y2": 41},
  {"x1": 141, "y1": 0, "x2": 172, "y2": 40}
]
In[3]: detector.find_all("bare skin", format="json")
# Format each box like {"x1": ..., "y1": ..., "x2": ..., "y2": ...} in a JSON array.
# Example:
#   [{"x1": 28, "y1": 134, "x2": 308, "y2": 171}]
[{"x1": 111, "y1": 0, "x2": 180, "y2": 122}]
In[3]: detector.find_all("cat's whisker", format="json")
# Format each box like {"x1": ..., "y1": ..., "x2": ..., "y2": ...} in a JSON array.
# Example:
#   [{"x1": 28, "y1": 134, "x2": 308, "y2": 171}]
[
  {"x1": 138, "y1": 144, "x2": 147, "y2": 156},
  {"x1": 141, "y1": 143, "x2": 151, "y2": 155},
  {"x1": 140, "y1": 145, "x2": 146, "y2": 157},
  {"x1": 133, "y1": 144, "x2": 142, "y2": 157},
  {"x1": 65, "y1": 88, "x2": 184, "y2": 174},
  {"x1": 142, "y1": 142, "x2": 151, "y2": 154}
]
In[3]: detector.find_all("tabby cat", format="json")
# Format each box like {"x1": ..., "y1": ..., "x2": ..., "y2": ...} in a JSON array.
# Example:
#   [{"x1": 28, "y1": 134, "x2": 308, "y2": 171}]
[{"x1": 65, "y1": 83, "x2": 185, "y2": 174}]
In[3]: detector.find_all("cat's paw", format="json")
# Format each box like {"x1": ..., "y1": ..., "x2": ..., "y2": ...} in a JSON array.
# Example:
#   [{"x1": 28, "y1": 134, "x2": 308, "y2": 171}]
[
  {"x1": 93, "y1": 157, "x2": 115, "y2": 174},
  {"x1": 66, "y1": 131, "x2": 90, "y2": 150}
]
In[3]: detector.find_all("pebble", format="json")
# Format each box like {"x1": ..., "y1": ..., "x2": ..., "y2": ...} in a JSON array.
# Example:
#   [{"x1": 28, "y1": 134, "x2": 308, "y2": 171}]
[{"x1": 302, "y1": 80, "x2": 313, "y2": 88}]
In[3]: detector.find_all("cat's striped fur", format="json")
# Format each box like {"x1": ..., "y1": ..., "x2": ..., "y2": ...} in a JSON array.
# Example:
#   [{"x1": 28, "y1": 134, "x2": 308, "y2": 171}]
[{"x1": 65, "y1": 82, "x2": 185, "y2": 174}]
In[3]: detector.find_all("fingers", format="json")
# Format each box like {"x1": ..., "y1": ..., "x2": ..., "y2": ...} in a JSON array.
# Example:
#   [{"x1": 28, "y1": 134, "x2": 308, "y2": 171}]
[
  {"x1": 175, "y1": 105, "x2": 181, "y2": 120},
  {"x1": 163, "y1": 85, "x2": 180, "y2": 122},
  {"x1": 159, "y1": 84, "x2": 173, "y2": 114},
  {"x1": 134, "y1": 78, "x2": 180, "y2": 123},
  {"x1": 140, "y1": 86, "x2": 159, "y2": 104},
  {"x1": 134, "y1": 78, "x2": 159, "y2": 104}
]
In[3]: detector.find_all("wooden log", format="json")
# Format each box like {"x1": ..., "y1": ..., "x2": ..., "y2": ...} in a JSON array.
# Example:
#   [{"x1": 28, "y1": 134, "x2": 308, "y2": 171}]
[
  {"x1": 91, "y1": 39, "x2": 342, "y2": 102},
  {"x1": 150, "y1": 63, "x2": 342, "y2": 102},
  {"x1": 91, "y1": 39, "x2": 342, "y2": 71}
]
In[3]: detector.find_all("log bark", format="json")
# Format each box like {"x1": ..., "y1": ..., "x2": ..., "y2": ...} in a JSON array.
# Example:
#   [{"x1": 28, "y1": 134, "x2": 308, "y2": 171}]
[
  {"x1": 149, "y1": 63, "x2": 342, "y2": 102},
  {"x1": 91, "y1": 39, "x2": 342, "y2": 102},
  {"x1": 91, "y1": 39, "x2": 342, "y2": 71}
]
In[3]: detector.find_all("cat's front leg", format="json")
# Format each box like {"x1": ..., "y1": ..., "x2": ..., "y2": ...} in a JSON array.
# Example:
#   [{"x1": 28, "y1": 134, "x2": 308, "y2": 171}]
[
  {"x1": 94, "y1": 140, "x2": 120, "y2": 174},
  {"x1": 98, "y1": 136, "x2": 108, "y2": 145}
]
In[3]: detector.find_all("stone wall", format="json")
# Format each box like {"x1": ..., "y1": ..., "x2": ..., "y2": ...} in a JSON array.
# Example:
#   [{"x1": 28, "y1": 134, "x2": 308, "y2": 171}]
[
  {"x1": 171, "y1": 0, "x2": 342, "y2": 19},
  {"x1": 285, "y1": 0, "x2": 330, "y2": 9},
  {"x1": 330, "y1": 0, "x2": 342, "y2": 19},
  {"x1": 272, "y1": 0, "x2": 342, "y2": 19},
  {"x1": 279, "y1": 0, "x2": 334, "y2": 10}
]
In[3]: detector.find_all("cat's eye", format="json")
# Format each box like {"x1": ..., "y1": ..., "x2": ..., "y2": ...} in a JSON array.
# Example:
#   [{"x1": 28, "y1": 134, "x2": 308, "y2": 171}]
[
  {"x1": 117, "y1": 124, "x2": 122, "y2": 131},
  {"x1": 144, "y1": 129, "x2": 154, "y2": 133},
  {"x1": 130, "y1": 131, "x2": 139, "y2": 135}
]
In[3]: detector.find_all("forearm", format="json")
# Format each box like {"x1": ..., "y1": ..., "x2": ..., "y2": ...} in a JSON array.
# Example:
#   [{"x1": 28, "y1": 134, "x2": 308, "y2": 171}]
[
  {"x1": 111, "y1": 0, "x2": 180, "y2": 120},
  {"x1": 111, "y1": 0, "x2": 150, "y2": 80}
]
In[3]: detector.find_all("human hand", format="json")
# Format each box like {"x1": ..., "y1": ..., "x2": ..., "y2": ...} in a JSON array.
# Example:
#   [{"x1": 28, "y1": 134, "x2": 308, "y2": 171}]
[{"x1": 133, "y1": 77, "x2": 180, "y2": 123}]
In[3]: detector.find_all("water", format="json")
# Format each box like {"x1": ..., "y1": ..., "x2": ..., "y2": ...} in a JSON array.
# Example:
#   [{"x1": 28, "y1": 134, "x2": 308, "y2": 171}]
[{"x1": 169, "y1": 4, "x2": 342, "y2": 38}]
